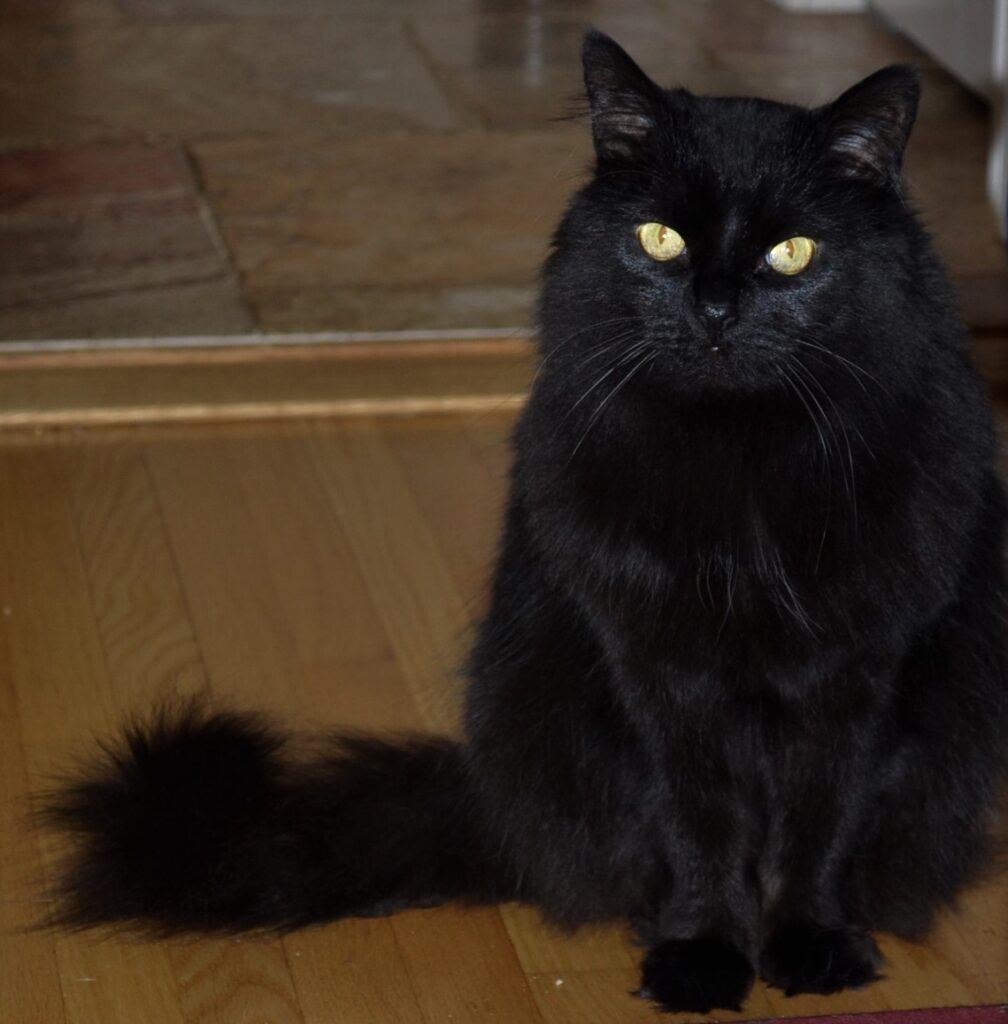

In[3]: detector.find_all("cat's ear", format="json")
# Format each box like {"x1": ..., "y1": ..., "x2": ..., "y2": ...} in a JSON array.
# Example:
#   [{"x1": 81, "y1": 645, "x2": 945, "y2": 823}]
[
  {"x1": 822, "y1": 65, "x2": 920, "y2": 187},
  {"x1": 582, "y1": 31, "x2": 664, "y2": 162}
]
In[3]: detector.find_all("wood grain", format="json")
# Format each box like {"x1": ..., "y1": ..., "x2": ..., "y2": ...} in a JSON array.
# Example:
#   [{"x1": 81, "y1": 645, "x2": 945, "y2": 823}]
[
  {"x1": 306, "y1": 418, "x2": 471, "y2": 734},
  {"x1": 61, "y1": 442, "x2": 206, "y2": 703},
  {"x1": 0, "y1": 411, "x2": 1005, "y2": 1023},
  {"x1": 284, "y1": 920, "x2": 427, "y2": 1024},
  {"x1": 0, "y1": 447, "x2": 185, "y2": 1024},
  {"x1": 0, "y1": 653, "x2": 66, "y2": 1024}
]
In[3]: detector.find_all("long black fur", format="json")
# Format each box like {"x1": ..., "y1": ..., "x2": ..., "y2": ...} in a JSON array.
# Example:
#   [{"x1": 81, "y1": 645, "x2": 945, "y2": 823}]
[
  {"x1": 47, "y1": 706, "x2": 505, "y2": 933},
  {"x1": 44, "y1": 34, "x2": 1007, "y2": 1015}
]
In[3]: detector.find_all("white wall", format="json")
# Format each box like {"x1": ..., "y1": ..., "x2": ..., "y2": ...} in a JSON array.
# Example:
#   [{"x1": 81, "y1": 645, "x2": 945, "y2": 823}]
[
  {"x1": 871, "y1": 0, "x2": 1000, "y2": 98},
  {"x1": 871, "y1": 0, "x2": 1006, "y2": 236}
]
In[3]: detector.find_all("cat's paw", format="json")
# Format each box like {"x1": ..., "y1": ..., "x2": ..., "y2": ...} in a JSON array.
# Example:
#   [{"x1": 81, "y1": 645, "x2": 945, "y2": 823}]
[
  {"x1": 637, "y1": 937, "x2": 755, "y2": 1014},
  {"x1": 761, "y1": 925, "x2": 882, "y2": 996}
]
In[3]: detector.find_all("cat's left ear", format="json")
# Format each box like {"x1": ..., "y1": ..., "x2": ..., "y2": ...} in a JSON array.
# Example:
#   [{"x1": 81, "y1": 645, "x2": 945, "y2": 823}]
[
  {"x1": 822, "y1": 65, "x2": 920, "y2": 187},
  {"x1": 582, "y1": 30, "x2": 665, "y2": 162}
]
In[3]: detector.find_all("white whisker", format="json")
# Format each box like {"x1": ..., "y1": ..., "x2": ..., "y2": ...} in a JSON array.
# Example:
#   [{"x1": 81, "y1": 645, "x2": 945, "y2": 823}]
[{"x1": 567, "y1": 350, "x2": 657, "y2": 464}]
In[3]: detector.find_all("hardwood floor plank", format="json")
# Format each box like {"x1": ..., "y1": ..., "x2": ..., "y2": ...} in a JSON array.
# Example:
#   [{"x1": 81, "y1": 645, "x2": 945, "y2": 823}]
[
  {"x1": 496, "y1": 905, "x2": 637, "y2": 974},
  {"x1": 0, "y1": 648, "x2": 67, "y2": 1024},
  {"x1": 381, "y1": 413, "x2": 505, "y2": 600},
  {"x1": 56, "y1": 944, "x2": 184, "y2": 1024},
  {"x1": 877, "y1": 876, "x2": 1008, "y2": 1007},
  {"x1": 945, "y1": 873, "x2": 1008, "y2": 999},
  {"x1": 525, "y1": 967, "x2": 779, "y2": 1024},
  {"x1": 463, "y1": 410, "x2": 517, "y2": 483},
  {"x1": 760, "y1": 979, "x2": 893, "y2": 1019},
  {"x1": 391, "y1": 906, "x2": 545, "y2": 1024},
  {"x1": 143, "y1": 430, "x2": 303, "y2": 711},
  {"x1": 526, "y1": 969, "x2": 653, "y2": 1024},
  {"x1": 60, "y1": 442, "x2": 206, "y2": 704},
  {"x1": 0, "y1": 446, "x2": 186, "y2": 1024},
  {"x1": 0, "y1": 448, "x2": 117, "y2": 745},
  {"x1": 168, "y1": 939, "x2": 305, "y2": 1024},
  {"x1": 306, "y1": 418, "x2": 469, "y2": 734},
  {"x1": 221, "y1": 425, "x2": 412, "y2": 728},
  {"x1": 284, "y1": 922, "x2": 428, "y2": 1024}
]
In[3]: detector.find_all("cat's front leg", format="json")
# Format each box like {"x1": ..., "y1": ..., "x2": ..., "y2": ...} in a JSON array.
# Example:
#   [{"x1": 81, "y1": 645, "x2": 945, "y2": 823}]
[
  {"x1": 760, "y1": 842, "x2": 884, "y2": 995},
  {"x1": 757, "y1": 675, "x2": 887, "y2": 996},
  {"x1": 634, "y1": 818, "x2": 760, "y2": 1013},
  {"x1": 621, "y1": 672, "x2": 763, "y2": 1013}
]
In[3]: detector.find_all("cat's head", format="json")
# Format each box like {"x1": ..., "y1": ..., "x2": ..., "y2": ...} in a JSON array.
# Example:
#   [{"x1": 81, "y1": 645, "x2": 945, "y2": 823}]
[{"x1": 540, "y1": 31, "x2": 932, "y2": 402}]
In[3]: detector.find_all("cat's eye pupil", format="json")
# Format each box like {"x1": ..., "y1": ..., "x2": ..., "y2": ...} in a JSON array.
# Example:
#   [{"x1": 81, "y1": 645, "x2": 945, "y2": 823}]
[
  {"x1": 785, "y1": 240, "x2": 795, "y2": 259},
  {"x1": 657, "y1": 226, "x2": 667, "y2": 244}
]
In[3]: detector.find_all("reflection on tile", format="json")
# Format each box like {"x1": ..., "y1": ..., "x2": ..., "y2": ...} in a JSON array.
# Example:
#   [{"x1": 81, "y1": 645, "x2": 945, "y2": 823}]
[
  {"x1": 695, "y1": 3, "x2": 924, "y2": 65},
  {"x1": 2, "y1": 204, "x2": 224, "y2": 307},
  {"x1": 194, "y1": 130, "x2": 593, "y2": 329},
  {"x1": 0, "y1": 18, "x2": 460, "y2": 148},
  {"x1": 0, "y1": 143, "x2": 195, "y2": 211},
  {"x1": 0, "y1": 145, "x2": 251, "y2": 339},
  {"x1": 120, "y1": 0, "x2": 365, "y2": 14},
  {"x1": 250, "y1": 284, "x2": 538, "y2": 333},
  {"x1": 1, "y1": 279, "x2": 254, "y2": 340},
  {"x1": 410, "y1": 10, "x2": 715, "y2": 128},
  {"x1": 119, "y1": 0, "x2": 653, "y2": 20},
  {"x1": 0, "y1": 0, "x2": 121, "y2": 22}
]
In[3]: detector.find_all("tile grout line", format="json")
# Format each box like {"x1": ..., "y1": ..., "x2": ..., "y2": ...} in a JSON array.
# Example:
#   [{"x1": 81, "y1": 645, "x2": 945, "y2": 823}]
[{"x1": 182, "y1": 144, "x2": 260, "y2": 330}]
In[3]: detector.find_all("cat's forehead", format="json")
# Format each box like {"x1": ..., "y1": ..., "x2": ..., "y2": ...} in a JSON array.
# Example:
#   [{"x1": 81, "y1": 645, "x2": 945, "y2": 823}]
[
  {"x1": 662, "y1": 94, "x2": 816, "y2": 180},
  {"x1": 646, "y1": 94, "x2": 821, "y2": 223}
]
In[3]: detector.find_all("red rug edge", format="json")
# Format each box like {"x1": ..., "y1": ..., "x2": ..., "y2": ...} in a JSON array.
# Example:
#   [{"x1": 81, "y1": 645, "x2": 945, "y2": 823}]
[{"x1": 742, "y1": 1004, "x2": 1008, "y2": 1024}]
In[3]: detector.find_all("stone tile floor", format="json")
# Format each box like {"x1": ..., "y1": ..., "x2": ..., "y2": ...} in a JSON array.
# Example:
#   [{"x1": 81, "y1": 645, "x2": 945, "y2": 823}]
[{"x1": 0, "y1": 0, "x2": 1005, "y2": 341}]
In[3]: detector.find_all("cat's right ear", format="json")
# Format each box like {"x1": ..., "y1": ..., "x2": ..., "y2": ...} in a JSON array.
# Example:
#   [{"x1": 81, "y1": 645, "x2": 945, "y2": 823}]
[
  {"x1": 582, "y1": 31, "x2": 663, "y2": 162},
  {"x1": 822, "y1": 64, "x2": 920, "y2": 188}
]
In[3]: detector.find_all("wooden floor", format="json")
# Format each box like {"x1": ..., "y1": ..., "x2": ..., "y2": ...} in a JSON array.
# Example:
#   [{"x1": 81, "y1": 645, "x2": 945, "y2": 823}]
[{"x1": 0, "y1": 410, "x2": 1005, "y2": 1024}]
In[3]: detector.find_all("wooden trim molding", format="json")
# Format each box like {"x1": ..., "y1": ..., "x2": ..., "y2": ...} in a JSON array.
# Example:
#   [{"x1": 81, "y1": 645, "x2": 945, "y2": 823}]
[{"x1": 0, "y1": 337, "x2": 536, "y2": 429}]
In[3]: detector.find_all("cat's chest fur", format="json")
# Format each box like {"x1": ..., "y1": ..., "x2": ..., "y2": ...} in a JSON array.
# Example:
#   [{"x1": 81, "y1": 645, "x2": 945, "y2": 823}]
[{"x1": 523, "y1": 402, "x2": 962, "y2": 680}]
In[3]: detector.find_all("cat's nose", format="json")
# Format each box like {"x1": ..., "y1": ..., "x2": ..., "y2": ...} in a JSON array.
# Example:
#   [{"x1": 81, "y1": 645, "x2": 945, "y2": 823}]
[
  {"x1": 698, "y1": 299, "x2": 734, "y2": 324},
  {"x1": 693, "y1": 283, "x2": 738, "y2": 331}
]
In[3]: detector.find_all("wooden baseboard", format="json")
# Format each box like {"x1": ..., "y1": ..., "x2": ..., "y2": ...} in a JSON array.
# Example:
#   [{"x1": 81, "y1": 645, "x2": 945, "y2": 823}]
[
  {"x1": 0, "y1": 338, "x2": 536, "y2": 428},
  {"x1": 0, "y1": 333, "x2": 1004, "y2": 430}
]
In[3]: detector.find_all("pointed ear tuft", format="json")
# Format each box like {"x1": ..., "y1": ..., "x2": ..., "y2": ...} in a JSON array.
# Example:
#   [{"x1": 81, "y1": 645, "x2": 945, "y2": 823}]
[
  {"x1": 582, "y1": 30, "x2": 663, "y2": 162},
  {"x1": 823, "y1": 64, "x2": 920, "y2": 187}
]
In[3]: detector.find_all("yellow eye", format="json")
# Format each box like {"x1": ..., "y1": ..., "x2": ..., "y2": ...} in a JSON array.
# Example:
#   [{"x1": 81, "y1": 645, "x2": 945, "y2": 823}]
[
  {"x1": 637, "y1": 222, "x2": 686, "y2": 261},
  {"x1": 766, "y1": 236, "x2": 816, "y2": 275}
]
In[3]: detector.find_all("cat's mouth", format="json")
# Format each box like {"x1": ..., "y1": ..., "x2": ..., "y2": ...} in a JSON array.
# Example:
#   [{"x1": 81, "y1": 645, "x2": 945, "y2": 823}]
[{"x1": 645, "y1": 330, "x2": 795, "y2": 397}]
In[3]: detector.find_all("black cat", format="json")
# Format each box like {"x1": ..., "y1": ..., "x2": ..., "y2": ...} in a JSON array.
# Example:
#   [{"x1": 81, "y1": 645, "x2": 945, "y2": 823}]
[{"x1": 46, "y1": 32, "x2": 1007, "y2": 1015}]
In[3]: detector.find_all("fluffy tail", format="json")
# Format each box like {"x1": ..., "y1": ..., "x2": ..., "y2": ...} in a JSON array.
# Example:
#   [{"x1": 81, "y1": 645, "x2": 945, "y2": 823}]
[{"x1": 43, "y1": 706, "x2": 506, "y2": 934}]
